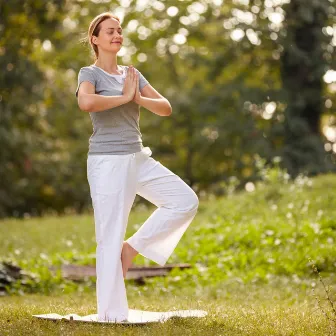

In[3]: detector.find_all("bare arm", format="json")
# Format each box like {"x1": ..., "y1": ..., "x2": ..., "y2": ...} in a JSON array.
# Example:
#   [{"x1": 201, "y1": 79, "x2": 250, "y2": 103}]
[
  {"x1": 77, "y1": 65, "x2": 137, "y2": 112},
  {"x1": 137, "y1": 95, "x2": 172, "y2": 116},
  {"x1": 133, "y1": 75, "x2": 172, "y2": 116},
  {"x1": 77, "y1": 83, "x2": 129, "y2": 113}
]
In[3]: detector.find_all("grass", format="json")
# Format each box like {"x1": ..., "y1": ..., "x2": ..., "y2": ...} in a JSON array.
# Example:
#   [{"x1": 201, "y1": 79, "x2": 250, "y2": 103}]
[
  {"x1": 0, "y1": 172, "x2": 336, "y2": 334},
  {"x1": 0, "y1": 280, "x2": 335, "y2": 335}
]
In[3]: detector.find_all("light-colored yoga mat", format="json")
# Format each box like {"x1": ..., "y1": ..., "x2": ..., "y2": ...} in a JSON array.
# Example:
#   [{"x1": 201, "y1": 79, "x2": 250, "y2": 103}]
[{"x1": 32, "y1": 309, "x2": 208, "y2": 324}]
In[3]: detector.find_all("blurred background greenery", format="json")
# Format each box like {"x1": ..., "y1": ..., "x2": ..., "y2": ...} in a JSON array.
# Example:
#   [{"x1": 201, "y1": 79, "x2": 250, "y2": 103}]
[{"x1": 1, "y1": 0, "x2": 335, "y2": 218}]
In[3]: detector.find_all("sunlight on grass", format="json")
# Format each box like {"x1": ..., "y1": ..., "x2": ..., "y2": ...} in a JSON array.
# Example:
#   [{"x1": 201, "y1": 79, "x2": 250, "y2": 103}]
[
  {"x1": 1, "y1": 174, "x2": 336, "y2": 334},
  {"x1": 0, "y1": 283, "x2": 334, "y2": 335}
]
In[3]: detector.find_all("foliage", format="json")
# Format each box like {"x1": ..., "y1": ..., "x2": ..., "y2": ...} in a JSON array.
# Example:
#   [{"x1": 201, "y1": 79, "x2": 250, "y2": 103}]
[
  {"x1": 1, "y1": 0, "x2": 335, "y2": 217},
  {"x1": 0, "y1": 173, "x2": 335, "y2": 296}
]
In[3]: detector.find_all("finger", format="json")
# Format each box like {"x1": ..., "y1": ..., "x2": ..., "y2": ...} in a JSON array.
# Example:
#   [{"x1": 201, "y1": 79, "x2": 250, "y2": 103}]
[
  {"x1": 133, "y1": 76, "x2": 137, "y2": 92},
  {"x1": 131, "y1": 72, "x2": 136, "y2": 88}
]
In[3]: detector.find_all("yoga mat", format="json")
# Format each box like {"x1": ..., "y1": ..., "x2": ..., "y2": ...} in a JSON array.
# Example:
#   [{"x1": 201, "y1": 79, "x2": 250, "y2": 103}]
[{"x1": 32, "y1": 308, "x2": 208, "y2": 324}]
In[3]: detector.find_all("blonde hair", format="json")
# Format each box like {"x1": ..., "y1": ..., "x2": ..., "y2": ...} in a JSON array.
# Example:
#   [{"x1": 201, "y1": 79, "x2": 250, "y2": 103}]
[{"x1": 80, "y1": 12, "x2": 121, "y2": 62}]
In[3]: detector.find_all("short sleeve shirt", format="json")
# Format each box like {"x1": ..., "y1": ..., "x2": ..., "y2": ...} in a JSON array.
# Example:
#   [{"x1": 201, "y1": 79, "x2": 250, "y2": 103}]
[{"x1": 75, "y1": 64, "x2": 149, "y2": 155}]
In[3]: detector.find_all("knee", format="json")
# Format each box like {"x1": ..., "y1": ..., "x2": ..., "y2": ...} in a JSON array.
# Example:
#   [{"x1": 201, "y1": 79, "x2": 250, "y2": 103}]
[{"x1": 180, "y1": 190, "x2": 199, "y2": 214}]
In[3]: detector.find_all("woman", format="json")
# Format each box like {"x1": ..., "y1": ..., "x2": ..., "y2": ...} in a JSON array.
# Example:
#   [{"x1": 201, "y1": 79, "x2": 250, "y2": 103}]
[{"x1": 75, "y1": 12, "x2": 199, "y2": 322}]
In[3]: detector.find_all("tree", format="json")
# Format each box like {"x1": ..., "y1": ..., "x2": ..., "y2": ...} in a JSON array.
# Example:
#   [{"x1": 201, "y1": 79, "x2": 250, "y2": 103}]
[
  {"x1": 280, "y1": 0, "x2": 335, "y2": 176},
  {"x1": 0, "y1": 0, "x2": 68, "y2": 217}
]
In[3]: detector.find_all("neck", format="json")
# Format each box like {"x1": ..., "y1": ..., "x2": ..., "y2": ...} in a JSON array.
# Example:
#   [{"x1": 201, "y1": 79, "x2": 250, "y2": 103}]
[{"x1": 94, "y1": 53, "x2": 121, "y2": 74}]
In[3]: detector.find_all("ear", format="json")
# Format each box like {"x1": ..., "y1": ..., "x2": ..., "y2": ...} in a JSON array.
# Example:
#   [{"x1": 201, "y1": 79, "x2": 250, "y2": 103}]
[{"x1": 92, "y1": 36, "x2": 98, "y2": 45}]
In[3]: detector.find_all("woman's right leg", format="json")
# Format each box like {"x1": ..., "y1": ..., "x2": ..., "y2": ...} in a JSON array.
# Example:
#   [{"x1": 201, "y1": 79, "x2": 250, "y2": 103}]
[
  {"x1": 87, "y1": 154, "x2": 137, "y2": 322},
  {"x1": 126, "y1": 149, "x2": 199, "y2": 267}
]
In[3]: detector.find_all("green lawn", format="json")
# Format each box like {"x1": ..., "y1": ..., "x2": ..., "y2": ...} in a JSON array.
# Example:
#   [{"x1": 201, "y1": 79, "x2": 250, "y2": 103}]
[
  {"x1": 0, "y1": 173, "x2": 336, "y2": 334},
  {"x1": 0, "y1": 280, "x2": 334, "y2": 335}
]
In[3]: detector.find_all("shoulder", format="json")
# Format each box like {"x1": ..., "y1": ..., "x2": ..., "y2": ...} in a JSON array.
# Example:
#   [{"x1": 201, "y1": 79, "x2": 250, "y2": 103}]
[
  {"x1": 77, "y1": 65, "x2": 97, "y2": 79},
  {"x1": 78, "y1": 65, "x2": 95, "y2": 73}
]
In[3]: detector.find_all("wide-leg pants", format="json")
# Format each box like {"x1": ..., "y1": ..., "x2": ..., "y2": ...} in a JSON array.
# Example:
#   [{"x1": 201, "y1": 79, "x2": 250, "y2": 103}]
[{"x1": 87, "y1": 146, "x2": 199, "y2": 322}]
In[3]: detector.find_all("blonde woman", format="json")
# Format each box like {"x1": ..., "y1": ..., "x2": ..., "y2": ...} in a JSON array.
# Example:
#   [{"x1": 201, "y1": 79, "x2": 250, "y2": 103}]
[{"x1": 75, "y1": 12, "x2": 199, "y2": 322}]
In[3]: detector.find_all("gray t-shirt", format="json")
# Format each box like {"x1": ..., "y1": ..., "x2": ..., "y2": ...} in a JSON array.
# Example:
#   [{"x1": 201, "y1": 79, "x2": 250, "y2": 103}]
[{"x1": 75, "y1": 64, "x2": 149, "y2": 155}]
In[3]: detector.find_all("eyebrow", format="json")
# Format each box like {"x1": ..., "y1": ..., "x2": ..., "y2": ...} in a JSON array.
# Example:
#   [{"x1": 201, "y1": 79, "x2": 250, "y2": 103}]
[{"x1": 106, "y1": 27, "x2": 122, "y2": 30}]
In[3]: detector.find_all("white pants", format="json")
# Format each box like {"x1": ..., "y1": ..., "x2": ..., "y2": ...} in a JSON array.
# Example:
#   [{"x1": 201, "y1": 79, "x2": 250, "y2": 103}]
[{"x1": 87, "y1": 146, "x2": 199, "y2": 322}]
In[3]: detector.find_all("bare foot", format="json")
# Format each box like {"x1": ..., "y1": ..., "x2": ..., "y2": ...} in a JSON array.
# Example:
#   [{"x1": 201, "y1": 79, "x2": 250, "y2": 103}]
[{"x1": 121, "y1": 242, "x2": 138, "y2": 279}]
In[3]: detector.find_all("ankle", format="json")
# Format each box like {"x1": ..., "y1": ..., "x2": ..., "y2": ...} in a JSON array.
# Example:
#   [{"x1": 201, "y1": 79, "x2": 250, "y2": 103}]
[{"x1": 125, "y1": 242, "x2": 138, "y2": 257}]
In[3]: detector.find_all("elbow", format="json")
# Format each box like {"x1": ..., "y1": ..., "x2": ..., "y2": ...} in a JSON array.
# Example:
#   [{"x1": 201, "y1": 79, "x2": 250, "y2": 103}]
[
  {"x1": 163, "y1": 100, "x2": 172, "y2": 116},
  {"x1": 79, "y1": 104, "x2": 89, "y2": 112},
  {"x1": 78, "y1": 96, "x2": 92, "y2": 112},
  {"x1": 81, "y1": 103, "x2": 92, "y2": 112}
]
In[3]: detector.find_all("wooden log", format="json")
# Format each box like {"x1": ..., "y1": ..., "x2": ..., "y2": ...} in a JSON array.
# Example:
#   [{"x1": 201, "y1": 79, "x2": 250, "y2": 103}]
[{"x1": 48, "y1": 263, "x2": 191, "y2": 282}]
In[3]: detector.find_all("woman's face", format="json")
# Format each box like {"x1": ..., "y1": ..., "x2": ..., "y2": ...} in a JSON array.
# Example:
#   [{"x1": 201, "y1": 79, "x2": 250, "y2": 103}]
[{"x1": 92, "y1": 18, "x2": 123, "y2": 53}]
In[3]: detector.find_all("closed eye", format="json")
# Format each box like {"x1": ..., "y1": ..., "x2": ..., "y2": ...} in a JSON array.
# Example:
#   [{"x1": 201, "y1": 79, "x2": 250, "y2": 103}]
[{"x1": 107, "y1": 29, "x2": 122, "y2": 33}]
